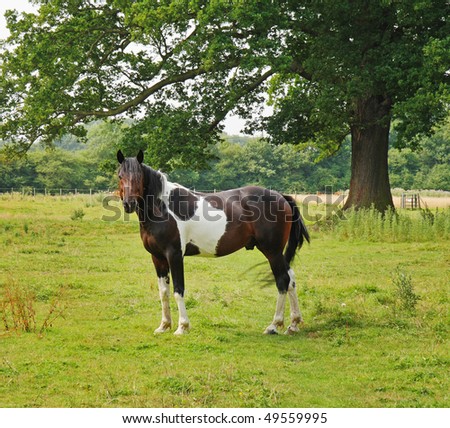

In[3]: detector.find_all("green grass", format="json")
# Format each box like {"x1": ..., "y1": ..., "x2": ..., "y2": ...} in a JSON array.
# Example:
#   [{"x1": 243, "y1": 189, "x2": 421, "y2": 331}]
[{"x1": 0, "y1": 194, "x2": 449, "y2": 407}]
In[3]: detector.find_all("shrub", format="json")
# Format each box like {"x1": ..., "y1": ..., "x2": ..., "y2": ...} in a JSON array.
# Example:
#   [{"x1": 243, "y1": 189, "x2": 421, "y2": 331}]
[
  {"x1": 392, "y1": 268, "x2": 420, "y2": 315},
  {"x1": 71, "y1": 208, "x2": 85, "y2": 221}
]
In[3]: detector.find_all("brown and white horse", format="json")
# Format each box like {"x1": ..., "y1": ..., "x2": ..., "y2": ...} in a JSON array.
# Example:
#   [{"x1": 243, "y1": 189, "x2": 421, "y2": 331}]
[{"x1": 117, "y1": 150, "x2": 310, "y2": 335}]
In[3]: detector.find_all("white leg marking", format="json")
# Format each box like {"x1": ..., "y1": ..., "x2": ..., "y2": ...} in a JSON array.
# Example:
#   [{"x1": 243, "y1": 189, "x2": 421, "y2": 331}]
[
  {"x1": 174, "y1": 292, "x2": 190, "y2": 335},
  {"x1": 264, "y1": 292, "x2": 287, "y2": 334},
  {"x1": 154, "y1": 276, "x2": 172, "y2": 334},
  {"x1": 285, "y1": 268, "x2": 303, "y2": 335}
]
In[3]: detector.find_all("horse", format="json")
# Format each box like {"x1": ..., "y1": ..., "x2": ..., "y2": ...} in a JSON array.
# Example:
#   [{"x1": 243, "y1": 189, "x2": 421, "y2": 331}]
[{"x1": 117, "y1": 149, "x2": 310, "y2": 335}]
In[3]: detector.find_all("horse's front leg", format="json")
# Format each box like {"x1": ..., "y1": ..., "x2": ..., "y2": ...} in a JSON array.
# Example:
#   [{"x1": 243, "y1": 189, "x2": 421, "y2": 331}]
[
  {"x1": 168, "y1": 249, "x2": 190, "y2": 335},
  {"x1": 152, "y1": 255, "x2": 172, "y2": 334}
]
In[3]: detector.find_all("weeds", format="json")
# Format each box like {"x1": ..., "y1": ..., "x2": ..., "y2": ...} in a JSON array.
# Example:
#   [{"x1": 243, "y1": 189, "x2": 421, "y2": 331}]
[
  {"x1": 319, "y1": 207, "x2": 450, "y2": 242},
  {"x1": 38, "y1": 291, "x2": 67, "y2": 334},
  {"x1": 1, "y1": 283, "x2": 36, "y2": 333},
  {"x1": 1, "y1": 280, "x2": 66, "y2": 335},
  {"x1": 420, "y1": 207, "x2": 435, "y2": 225},
  {"x1": 70, "y1": 208, "x2": 85, "y2": 221},
  {"x1": 392, "y1": 268, "x2": 420, "y2": 315}
]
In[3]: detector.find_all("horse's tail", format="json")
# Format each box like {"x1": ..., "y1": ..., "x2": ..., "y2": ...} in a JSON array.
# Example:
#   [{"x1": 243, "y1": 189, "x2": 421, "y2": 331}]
[{"x1": 283, "y1": 194, "x2": 310, "y2": 266}]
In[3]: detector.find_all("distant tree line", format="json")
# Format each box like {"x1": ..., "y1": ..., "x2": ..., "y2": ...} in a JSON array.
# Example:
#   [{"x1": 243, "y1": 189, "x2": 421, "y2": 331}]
[
  {"x1": 169, "y1": 137, "x2": 351, "y2": 193},
  {"x1": 0, "y1": 119, "x2": 449, "y2": 193}
]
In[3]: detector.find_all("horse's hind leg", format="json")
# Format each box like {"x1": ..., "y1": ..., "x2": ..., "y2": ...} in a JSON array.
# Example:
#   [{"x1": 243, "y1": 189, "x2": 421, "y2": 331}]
[
  {"x1": 285, "y1": 268, "x2": 303, "y2": 335},
  {"x1": 263, "y1": 254, "x2": 302, "y2": 335},
  {"x1": 152, "y1": 255, "x2": 172, "y2": 334}
]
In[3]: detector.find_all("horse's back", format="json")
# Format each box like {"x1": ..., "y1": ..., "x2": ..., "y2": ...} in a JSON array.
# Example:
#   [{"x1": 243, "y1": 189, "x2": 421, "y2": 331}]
[{"x1": 204, "y1": 186, "x2": 289, "y2": 210}]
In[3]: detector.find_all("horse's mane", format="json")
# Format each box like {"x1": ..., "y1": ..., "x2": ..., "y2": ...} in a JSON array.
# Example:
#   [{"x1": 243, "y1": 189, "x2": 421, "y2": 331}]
[
  {"x1": 141, "y1": 164, "x2": 170, "y2": 219},
  {"x1": 142, "y1": 163, "x2": 163, "y2": 199}
]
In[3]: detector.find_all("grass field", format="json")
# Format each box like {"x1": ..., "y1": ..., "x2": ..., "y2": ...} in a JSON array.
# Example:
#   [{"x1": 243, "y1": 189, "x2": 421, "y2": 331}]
[{"x1": 0, "y1": 194, "x2": 449, "y2": 408}]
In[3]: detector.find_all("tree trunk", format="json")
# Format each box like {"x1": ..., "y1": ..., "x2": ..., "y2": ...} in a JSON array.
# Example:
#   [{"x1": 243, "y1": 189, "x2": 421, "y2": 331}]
[{"x1": 344, "y1": 95, "x2": 395, "y2": 211}]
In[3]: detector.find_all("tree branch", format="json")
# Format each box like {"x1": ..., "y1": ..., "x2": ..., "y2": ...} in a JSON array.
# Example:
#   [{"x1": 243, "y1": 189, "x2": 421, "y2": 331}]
[
  {"x1": 208, "y1": 68, "x2": 275, "y2": 132},
  {"x1": 290, "y1": 59, "x2": 312, "y2": 81},
  {"x1": 68, "y1": 59, "x2": 240, "y2": 123}
]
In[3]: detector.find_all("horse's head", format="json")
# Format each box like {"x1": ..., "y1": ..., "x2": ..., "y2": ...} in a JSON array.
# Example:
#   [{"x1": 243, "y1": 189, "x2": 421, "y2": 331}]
[{"x1": 117, "y1": 149, "x2": 145, "y2": 213}]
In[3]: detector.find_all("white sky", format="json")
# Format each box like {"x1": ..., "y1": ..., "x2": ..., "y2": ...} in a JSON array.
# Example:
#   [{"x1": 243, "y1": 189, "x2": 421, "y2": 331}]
[
  {"x1": 0, "y1": 0, "x2": 34, "y2": 39},
  {"x1": 0, "y1": 0, "x2": 254, "y2": 136}
]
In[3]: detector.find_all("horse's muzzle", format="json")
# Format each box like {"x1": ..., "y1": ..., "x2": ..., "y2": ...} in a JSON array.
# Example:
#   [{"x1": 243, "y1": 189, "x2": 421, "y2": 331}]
[{"x1": 123, "y1": 200, "x2": 137, "y2": 213}]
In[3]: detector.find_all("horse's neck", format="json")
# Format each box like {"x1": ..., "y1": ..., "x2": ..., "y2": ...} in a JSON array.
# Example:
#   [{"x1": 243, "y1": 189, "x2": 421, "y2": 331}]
[
  {"x1": 138, "y1": 169, "x2": 163, "y2": 223},
  {"x1": 141, "y1": 168, "x2": 197, "y2": 222}
]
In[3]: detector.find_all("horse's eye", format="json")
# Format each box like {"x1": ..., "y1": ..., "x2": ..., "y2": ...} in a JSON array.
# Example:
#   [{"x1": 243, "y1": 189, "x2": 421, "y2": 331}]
[{"x1": 118, "y1": 175, "x2": 122, "y2": 179}]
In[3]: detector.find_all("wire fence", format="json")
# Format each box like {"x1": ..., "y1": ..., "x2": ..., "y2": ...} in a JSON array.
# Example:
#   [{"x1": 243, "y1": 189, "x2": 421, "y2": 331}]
[
  {"x1": 0, "y1": 186, "x2": 350, "y2": 210},
  {"x1": 0, "y1": 187, "x2": 112, "y2": 196}
]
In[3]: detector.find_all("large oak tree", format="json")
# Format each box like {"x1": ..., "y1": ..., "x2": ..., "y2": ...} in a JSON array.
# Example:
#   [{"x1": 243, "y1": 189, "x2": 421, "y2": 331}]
[
  {"x1": 263, "y1": 0, "x2": 449, "y2": 210},
  {"x1": 1, "y1": 0, "x2": 448, "y2": 210}
]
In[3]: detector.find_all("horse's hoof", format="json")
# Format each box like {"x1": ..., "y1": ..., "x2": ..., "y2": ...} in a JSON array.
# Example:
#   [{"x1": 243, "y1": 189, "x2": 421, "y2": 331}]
[
  {"x1": 284, "y1": 325, "x2": 300, "y2": 335},
  {"x1": 264, "y1": 327, "x2": 279, "y2": 335},
  {"x1": 154, "y1": 323, "x2": 171, "y2": 334},
  {"x1": 174, "y1": 326, "x2": 190, "y2": 335}
]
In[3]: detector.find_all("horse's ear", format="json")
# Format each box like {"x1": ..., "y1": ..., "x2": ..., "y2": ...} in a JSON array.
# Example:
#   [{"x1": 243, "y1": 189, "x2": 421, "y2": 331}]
[
  {"x1": 117, "y1": 150, "x2": 125, "y2": 164},
  {"x1": 137, "y1": 150, "x2": 144, "y2": 164}
]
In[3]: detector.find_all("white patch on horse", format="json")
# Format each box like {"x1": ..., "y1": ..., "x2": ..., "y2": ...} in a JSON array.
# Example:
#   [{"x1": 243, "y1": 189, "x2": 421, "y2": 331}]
[{"x1": 161, "y1": 179, "x2": 228, "y2": 256}]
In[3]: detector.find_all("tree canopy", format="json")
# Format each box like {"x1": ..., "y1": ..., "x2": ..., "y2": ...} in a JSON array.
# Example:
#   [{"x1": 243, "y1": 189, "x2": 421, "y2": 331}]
[
  {"x1": 1, "y1": 0, "x2": 449, "y2": 209},
  {"x1": 263, "y1": 1, "x2": 449, "y2": 147},
  {"x1": 1, "y1": 0, "x2": 276, "y2": 165}
]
